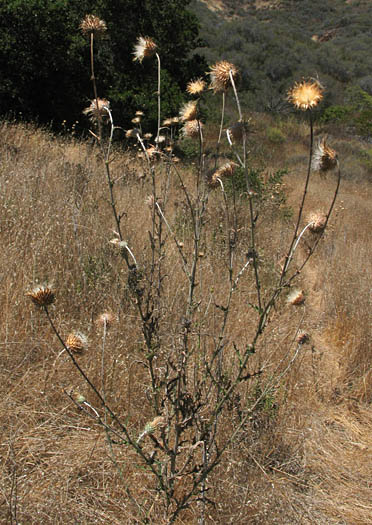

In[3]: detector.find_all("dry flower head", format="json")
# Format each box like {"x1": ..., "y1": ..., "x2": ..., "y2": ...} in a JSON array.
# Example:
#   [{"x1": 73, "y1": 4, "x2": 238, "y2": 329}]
[
  {"x1": 83, "y1": 98, "x2": 110, "y2": 122},
  {"x1": 182, "y1": 119, "x2": 203, "y2": 139},
  {"x1": 80, "y1": 15, "x2": 107, "y2": 38},
  {"x1": 125, "y1": 128, "x2": 141, "y2": 139},
  {"x1": 210, "y1": 162, "x2": 238, "y2": 187},
  {"x1": 209, "y1": 61, "x2": 239, "y2": 93},
  {"x1": 27, "y1": 285, "x2": 55, "y2": 307},
  {"x1": 287, "y1": 289, "x2": 305, "y2": 306},
  {"x1": 66, "y1": 332, "x2": 88, "y2": 353},
  {"x1": 287, "y1": 80, "x2": 324, "y2": 111},
  {"x1": 96, "y1": 311, "x2": 116, "y2": 329},
  {"x1": 312, "y1": 138, "x2": 338, "y2": 172},
  {"x1": 308, "y1": 212, "x2": 327, "y2": 233},
  {"x1": 179, "y1": 101, "x2": 198, "y2": 122},
  {"x1": 133, "y1": 36, "x2": 157, "y2": 63},
  {"x1": 186, "y1": 78, "x2": 206, "y2": 96}
]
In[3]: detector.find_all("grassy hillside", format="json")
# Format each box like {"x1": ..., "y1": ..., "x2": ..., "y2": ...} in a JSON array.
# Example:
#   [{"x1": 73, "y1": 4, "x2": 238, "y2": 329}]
[
  {"x1": 0, "y1": 104, "x2": 371, "y2": 522},
  {"x1": 192, "y1": 0, "x2": 372, "y2": 116}
]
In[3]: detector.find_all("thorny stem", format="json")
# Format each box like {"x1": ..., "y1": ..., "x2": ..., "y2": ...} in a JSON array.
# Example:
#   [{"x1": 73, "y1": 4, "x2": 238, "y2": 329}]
[
  {"x1": 280, "y1": 109, "x2": 314, "y2": 281},
  {"x1": 229, "y1": 70, "x2": 262, "y2": 311},
  {"x1": 156, "y1": 53, "x2": 161, "y2": 147},
  {"x1": 215, "y1": 92, "x2": 225, "y2": 169},
  {"x1": 285, "y1": 161, "x2": 341, "y2": 286},
  {"x1": 90, "y1": 32, "x2": 103, "y2": 142}
]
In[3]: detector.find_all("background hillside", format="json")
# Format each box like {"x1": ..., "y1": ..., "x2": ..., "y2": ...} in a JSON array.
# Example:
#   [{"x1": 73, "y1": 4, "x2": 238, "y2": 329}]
[{"x1": 192, "y1": 0, "x2": 372, "y2": 118}]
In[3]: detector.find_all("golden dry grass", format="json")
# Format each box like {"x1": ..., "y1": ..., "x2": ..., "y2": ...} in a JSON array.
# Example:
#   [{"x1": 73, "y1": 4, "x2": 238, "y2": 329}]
[{"x1": 0, "y1": 118, "x2": 371, "y2": 523}]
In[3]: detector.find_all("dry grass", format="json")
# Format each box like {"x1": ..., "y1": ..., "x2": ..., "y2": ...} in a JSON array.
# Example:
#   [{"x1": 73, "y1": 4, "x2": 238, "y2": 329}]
[{"x1": 0, "y1": 118, "x2": 371, "y2": 523}]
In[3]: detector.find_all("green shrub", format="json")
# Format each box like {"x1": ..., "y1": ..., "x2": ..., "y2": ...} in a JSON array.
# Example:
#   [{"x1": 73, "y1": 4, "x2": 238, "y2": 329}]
[{"x1": 266, "y1": 126, "x2": 286, "y2": 144}]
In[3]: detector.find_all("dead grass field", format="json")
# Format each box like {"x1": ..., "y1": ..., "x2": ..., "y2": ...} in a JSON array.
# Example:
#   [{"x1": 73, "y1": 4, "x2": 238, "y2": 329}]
[{"x1": 0, "y1": 118, "x2": 371, "y2": 524}]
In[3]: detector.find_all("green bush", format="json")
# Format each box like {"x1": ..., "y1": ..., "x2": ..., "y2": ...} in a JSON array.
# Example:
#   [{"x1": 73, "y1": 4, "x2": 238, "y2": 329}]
[
  {"x1": 266, "y1": 126, "x2": 286, "y2": 144},
  {"x1": 0, "y1": 0, "x2": 205, "y2": 132}
]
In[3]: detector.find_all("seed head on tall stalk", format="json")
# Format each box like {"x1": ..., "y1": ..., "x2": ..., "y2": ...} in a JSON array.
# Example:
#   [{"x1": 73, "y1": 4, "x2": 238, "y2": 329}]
[{"x1": 281, "y1": 79, "x2": 325, "y2": 281}]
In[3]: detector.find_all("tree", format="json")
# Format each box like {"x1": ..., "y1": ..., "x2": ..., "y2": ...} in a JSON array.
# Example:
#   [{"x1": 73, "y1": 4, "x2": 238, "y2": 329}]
[{"x1": 0, "y1": 0, "x2": 205, "y2": 131}]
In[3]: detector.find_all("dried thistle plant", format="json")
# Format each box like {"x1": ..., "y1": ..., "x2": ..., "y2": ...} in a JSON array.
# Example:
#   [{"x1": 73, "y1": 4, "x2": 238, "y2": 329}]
[
  {"x1": 27, "y1": 285, "x2": 55, "y2": 307},
  {"x1": 312, "y1": 138, "x2": 338, "y2": 172},
  {"x1": 287, "y1": 288, "x2": 305, "y2": 306},
  {"x1": 308, "y1": 212, "x2": 327, "y2": 233},
  {"x1": 209, "y1": 162, "x2": 238, "y2": 188},
  {"x1": 181, "y1": 119, "x2": 203, "y2": 138},
  {"x1": 287, "y1": 79, "x2": 324, "y2": 111},
  {"x1": 83, "y1": 98, "x2": 110, "y2": 123},
  {"x1": 66, "y1": 332, "x2": 88, "y2": 353},
  {"x1": 209, "y1": 60, "x2": 239, "y2": 93},
  {"x1": 80, "y1": 14, "x2": 107, "y2": 38},
  {"x1": 133, "y1": 36, "x2": 157, "y2": 63},
  {"x1": 186, "y1": 78, "x2": 206, "y2": 96},
  {"x1": 179, "y1": 100, "x2": 198, "y2": 122}
]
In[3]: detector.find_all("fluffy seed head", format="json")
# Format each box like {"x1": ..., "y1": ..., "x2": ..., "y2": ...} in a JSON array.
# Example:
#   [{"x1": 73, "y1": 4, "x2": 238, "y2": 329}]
[
  {"x1": 66, "y1": 332, "x2": 88, "y2": 353},
  {"x1": 287, "y1": 80, "x2": 324, "y2": 110},
  {"x1": 80, "y1": 15, "x2": 107, "y2": 38},
  {"x1": 287, "y1": 289, "x2": 305, "y2": 306},
  {"x1": 96, "y1": 311, "x2": 116, "y2": 329},
  {"x1": 308, "y1": 212, "x2": 327, "y2": 233},
  {"x1": 133, "y1": 36, "x2": 157, "y2": 63},
  {"x1": 27, "y1": 285, "x2": 55, "y2": 307},
  {"x1": 209, "y1": 61, "x2": 239, "y2": 93},
  {"x1": 179, "y1": 101, "x2": 198, "y2": 122},
  {"x1": 182, "y1": 119, "x2": 203, "y2": 139},
  {"x1": 186, "y1": 78, "x2": 206, "y2": 96},
  {"x1": 83, "y1": 98, "x2": 110, "y2": 122},
  {"x1": 312, "y1": 138, "x2": 337, "y2": 172}
]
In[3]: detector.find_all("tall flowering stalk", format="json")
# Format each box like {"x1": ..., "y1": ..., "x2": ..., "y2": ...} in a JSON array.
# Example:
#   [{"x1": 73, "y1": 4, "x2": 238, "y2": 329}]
[{"x1": 281, "y1": 79, "x2": 325, "y2": 281}]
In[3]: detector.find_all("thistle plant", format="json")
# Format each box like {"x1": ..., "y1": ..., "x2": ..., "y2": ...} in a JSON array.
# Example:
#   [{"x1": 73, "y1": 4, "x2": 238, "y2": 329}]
[{"x1": 26, "y1": 19, "x2": 341, "y2": 525}]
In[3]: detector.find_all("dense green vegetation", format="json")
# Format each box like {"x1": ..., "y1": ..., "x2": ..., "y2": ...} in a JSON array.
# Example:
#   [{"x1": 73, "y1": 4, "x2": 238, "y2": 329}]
[
  {"x1": 2, "y1": 0, "x2": 372, "y2": 138},
  {"x1": 0, "y1": 0, "x2": 205, "y2": 131},
  {"x1": 192, "y1": 0, "x2": 372, "y2": 135}
]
